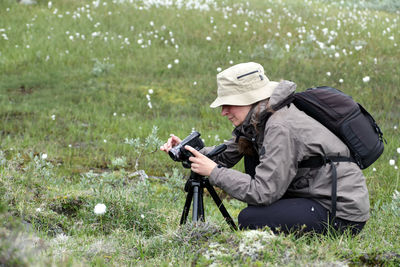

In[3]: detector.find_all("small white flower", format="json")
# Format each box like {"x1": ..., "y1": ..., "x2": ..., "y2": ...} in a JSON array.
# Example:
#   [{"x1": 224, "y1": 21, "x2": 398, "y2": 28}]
[
  {"x1": 174, "y1": 59, "x2": 179, "y2": 64},
  {"x1": 335, "y1": 52, "x2": 340, "y2": 58},
  {"x1": 68, "y1": 144, "x2": 72, "y2": 148},
  {"x1": 362, "y1": 76, "x2": 370, "y2": 83},
  {"x1": 141, "y1": 214, "x2": 145, "y2": 219},
  {"x1": 94, "y1": 203, "x2": 106, "y2": 215},
  {"x1": 395, "y1": 166, "x2": 398, "y2": 170},
  {"x1": 167, "y1": 64, "x2": 172, "y2": 69},
  {"x1": 148, "y1": 89, "x2": 154, "y2": 94},
  {"x1": 372, "y1": 168, "x2": 376, "y2": 172},
  {"x1": 397, "y1": 147, "x2": 400, "y2": 154},
  {"x1": 103, "y1": 139, "x2": 107, "y2": 143},
  {"x1": 217, "y1": 67, "x2": 222, "y2": 72},
  {"x1": 206, "y1": 36, "x2": 212, "y2": 41},
  {"x1": 395, "y1": 125, "x2": 398, "y2": 130},
  {"x1": 146, "y1": 94, "x2": 151, "y2": 101},
  {"x1": 393, "y1": 190, "x2": 400, "y2": 200},
  {"x1": 42, "y1": 154, "x2": 48, "y2": 159},
  {"x1": 389, "y1": 159, "x2": 395, "y2": 166},
  {"x1": 36, "y1": 208, "x2": 42, "y2": 212},
  {"x1": 339, "y1": 78, "x2": 344, "y2": 83},
  {"x1": 326, "y1": 72, "x2": 331, "y2": 76},
  {"x1": 113, "y1": 112, "x2": 117, "y2": 116},
  {"x1": 51, "y1": 114, "x2": 56, "y2": 120},
  {"x1": 193, "y1": 81, "x2": 197, "y2": 85},
  {"x1": 147, "y1": 102, "x2": 152, "y2": 109}
]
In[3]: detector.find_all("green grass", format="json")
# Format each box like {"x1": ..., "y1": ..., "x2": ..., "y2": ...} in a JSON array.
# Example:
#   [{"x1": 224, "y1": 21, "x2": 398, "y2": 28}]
[{"x1": 1, "y1": 0, "x2": 400, "y2": 265}]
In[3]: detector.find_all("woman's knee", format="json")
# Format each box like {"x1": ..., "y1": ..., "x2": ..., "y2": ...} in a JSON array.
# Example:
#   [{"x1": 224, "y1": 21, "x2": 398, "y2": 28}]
[{"x1": 238, "y1": 207, "x2": 256, "y2": 229}]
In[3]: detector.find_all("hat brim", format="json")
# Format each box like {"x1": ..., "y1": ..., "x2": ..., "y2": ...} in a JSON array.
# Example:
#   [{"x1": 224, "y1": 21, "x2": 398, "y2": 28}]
[{"x1": 209, "y1": 81, "x2": 279, "y2": 108}]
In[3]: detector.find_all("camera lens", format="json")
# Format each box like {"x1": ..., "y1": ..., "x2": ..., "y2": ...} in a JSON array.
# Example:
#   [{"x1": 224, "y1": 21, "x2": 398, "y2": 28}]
[{"x1": 168, "y1": 145, "x2": 181, "y2": 161}]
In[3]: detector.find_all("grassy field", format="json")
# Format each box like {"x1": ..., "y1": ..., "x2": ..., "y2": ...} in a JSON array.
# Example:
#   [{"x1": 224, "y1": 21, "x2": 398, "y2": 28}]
[{"x1": 0, "y1": 0, "x2": 399, "y2": 265}]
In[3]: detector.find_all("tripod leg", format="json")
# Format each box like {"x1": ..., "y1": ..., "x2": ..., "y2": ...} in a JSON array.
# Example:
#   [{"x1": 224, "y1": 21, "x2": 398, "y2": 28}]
[
  {"x1": 205, "y1": 181, "x2": 238, "y2": 230},
  {"x1": 180, "y1": 190, "x2": 193, "y2": 225},
  {"x1": 192, "y1": 185, "x2": 199, "y2": 221},
  {"x1": 199, "y1": 187, "x2": 205, "y2": 222}
]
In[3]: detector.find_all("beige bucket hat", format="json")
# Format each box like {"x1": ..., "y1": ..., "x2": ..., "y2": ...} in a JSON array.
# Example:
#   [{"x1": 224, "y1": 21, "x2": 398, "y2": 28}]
[{"x1": 210, "y1": 62, "x2": 279, "y2": 108}]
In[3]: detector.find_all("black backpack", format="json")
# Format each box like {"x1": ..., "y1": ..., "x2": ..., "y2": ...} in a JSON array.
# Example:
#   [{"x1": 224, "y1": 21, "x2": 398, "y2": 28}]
[
  {"x1": 293, "y1": 86, "x2": 385, "y2": 169},
  {"x1": 292, "y1": 86, "x2": 385, "y2": 218}
]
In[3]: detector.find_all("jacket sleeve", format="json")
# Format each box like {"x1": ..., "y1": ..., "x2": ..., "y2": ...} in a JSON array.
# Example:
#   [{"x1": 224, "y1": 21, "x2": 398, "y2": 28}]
[{"x1": 209, "y1": 123, "x2": 301, "y2": 205}]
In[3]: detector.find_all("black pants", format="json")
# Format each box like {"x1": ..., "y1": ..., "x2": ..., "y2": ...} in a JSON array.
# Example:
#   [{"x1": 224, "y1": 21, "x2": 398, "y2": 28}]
[{"x1": 238, "y1": 198, "x2": 365, "y2": 235}]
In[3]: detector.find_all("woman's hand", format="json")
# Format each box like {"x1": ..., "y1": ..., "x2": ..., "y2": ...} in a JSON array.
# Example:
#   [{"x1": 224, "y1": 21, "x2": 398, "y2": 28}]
[
  {"x1": 185, "y1": 145, "x2": 217, "y2": 176},
  {"x1": 160, "y1": 134, "x2": 182, "y2": 153}
]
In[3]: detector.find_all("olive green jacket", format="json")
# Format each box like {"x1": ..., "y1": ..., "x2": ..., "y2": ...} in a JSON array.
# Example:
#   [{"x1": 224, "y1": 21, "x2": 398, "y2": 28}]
[{"x1": 205, "y1": 80, "x2": 369, "y2": 222}]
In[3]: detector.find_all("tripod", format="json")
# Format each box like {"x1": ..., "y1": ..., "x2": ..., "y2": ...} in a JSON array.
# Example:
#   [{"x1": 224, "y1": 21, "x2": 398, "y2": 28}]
[{"x1": 180, "y1": 170, "x2": 238, "y2": 231}]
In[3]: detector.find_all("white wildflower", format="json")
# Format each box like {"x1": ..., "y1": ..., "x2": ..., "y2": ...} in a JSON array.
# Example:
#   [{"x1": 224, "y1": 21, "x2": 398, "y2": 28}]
[
  {"x1": 174, "y1": 59, "x2": 179, "y2": 64},
  {"x1": 51, "y1": 114, "x2": 56, "y2": 120},
  {"x1": 94, "y1": 203, "x2": 106, "y2": 215},
  {"x1": 141, "y1": 214, "x2": 145, "y2": 219},
  {"x1": 326, "y1": 72, "x2": 331, "y2": 76},
  {"x1": 372, "y1": 168, "x2": 376, "y2": 172},
  {"x1": 103, "y1": 139, "x2": 107, "y2": 143},
  {"x1": 393, "y1": 190, "x2": 400, "y2": 200},
  {"x1": 339, "y1": 78, "x2": 344, "y2": 83},
  {"x1": 206, "y1": 36, "x2": 212, "y2": 41},
  {"x1": 167, "y1": 64, "x2": 172, "y2": 69},
  {"x1": 389, "y1": 159, "x2": 395, "y2": 166},
  {"x1": 148, "y1": 89, "x2": 154, "y2": 94},
  {"x1": 42, "y1": 154, "x2": 48, "y2": 159},
  {"x1": 362, "y1": 76, "x2": 370, "y2": 83},
  {"x1": 397, "y1": 147, "x2": 400, "y2": 154},
  {"x1": 147, "y1": 102, "x2": 152, "y2": 109},
  {"x1": 217, "y1": 67, "x2": 222, "y2": 72}
]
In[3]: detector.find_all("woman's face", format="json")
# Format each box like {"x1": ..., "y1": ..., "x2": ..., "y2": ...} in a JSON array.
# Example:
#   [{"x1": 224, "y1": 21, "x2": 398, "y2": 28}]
[{"x1": 221, "y1": 105, "x2": 251, "y2": 126}]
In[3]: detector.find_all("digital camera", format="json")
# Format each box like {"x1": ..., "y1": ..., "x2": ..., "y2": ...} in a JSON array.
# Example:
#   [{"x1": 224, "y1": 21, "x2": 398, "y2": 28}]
[{"x1": 168, "y1": 131, "x2": 204, "y2": 168}]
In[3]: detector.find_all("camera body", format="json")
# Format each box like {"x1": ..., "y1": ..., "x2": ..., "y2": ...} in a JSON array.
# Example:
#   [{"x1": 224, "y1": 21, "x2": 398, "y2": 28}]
[{"x1": 168, "y1": 131, "x2": 204, "y2": 168}]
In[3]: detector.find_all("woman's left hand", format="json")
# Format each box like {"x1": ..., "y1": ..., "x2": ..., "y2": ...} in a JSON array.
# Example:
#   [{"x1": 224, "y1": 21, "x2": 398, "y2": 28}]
[{"x1": 185, "y1": 145, "x2": 217, "y2": 176}]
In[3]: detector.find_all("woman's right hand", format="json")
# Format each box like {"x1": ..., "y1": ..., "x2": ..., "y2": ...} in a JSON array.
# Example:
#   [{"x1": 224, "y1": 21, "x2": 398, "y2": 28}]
[{"x1": 160, "y1": 134, "x2": 182, "y2": 153}]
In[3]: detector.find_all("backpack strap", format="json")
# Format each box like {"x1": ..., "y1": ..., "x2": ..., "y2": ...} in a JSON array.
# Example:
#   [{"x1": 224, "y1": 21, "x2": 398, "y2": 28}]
[{"x1": 299, "y1": 155, "x2": 356, "y2": 219}]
